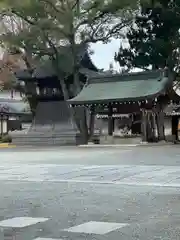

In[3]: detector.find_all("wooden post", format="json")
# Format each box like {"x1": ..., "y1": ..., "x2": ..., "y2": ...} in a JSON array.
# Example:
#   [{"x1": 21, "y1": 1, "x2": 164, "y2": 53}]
[
  {"x1": 141, "y1": 109, "x2": 147, "y2": 142},
  {"x1": 147, "y1": 111, "x2": 155, "y2": 142},
  {"x1": 112, "y1": 118, "x2": 115, "y2": 133},
  {"x1": 108, "y1": 103, "x2": 113, "y2": 136},
  {"x1": 0, "y1": 114, "x2": 3, "y2": 137},
  {"x1": 89, "y1": 105, "x2": 95, "y2": 140},
  {"x1": 171, "y1": 115, "x2": 179, "y2": 141},
  {"x1": 156, "y1": 110, "x2": 165, "y2": 141},
  {"x1": 152, "y1": 112, "x2": 157, "y2": 140}
]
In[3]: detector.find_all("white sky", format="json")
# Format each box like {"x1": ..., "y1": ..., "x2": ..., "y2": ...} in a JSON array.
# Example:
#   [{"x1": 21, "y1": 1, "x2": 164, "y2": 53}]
[
  {"x1": 90, "y1": 39, "x2": 141, "y2": 72},
  {"x1": 90, "y1": 39, "x2": 120, "y2": 71}
]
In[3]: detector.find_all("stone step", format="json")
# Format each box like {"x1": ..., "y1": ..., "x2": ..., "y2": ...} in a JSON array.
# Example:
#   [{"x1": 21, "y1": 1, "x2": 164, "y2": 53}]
[
  {"x1": 12, "y1": 139, "x2": 77, "y2": 146},
  {"x1": 11, "y1": 133, "x2": 81, "y2": 146},
  {"x1": 11, "y1": 134, "x2": 77, "y2": 138},
  {"x1": 11, "y1": 101, "x2": 80, "y2": 146},
  {"x1": 13, "y1": 142, "x2": 76, "y2": 146}
]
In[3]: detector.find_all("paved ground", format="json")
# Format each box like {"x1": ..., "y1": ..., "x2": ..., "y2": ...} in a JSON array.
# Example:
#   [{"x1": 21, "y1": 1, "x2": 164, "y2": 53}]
[{"x1": 0, "y1": 146, "x2": 180, "y2": 240}]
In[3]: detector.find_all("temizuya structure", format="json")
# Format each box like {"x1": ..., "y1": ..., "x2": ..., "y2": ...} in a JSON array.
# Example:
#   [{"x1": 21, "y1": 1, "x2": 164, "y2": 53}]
[{"x1": 68, "y1": 69, "x2": 174, "y2": 143}]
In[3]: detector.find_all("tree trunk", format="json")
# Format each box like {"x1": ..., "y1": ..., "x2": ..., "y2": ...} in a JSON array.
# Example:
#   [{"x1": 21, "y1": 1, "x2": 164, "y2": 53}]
[
  {"x1": 70, "y1": 38, "x2": 89, "y2": 143},
  {"x1": 22, "y1": 51, "x2": 33, "y2": 72},
  {"x1": 72, "y1": 71, "x2": 88, "y2": 143},
  {"x1": 21, "y1": 50, "x2": 36, "y2": 116},
  {"x1": 73, "y1": 69, "x2": 89, "y2": 143},
  {"x1": 24, "y1": 82, "x2": 37, "y2": 117}
]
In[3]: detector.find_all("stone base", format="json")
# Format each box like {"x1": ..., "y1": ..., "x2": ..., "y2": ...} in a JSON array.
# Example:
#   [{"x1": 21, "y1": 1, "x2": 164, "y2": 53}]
[
  {"x1": 158, "y1": 140, "x2": 166, "y2": 143},
  {"x1": 11, "y1": 132, "x2": 78, "y2": 146},
  {"x1": 100, "y1": 135, "x2": 114, "y2": 144},
  {"x1": 100, "y1": 135, "x2": 141, "y2": 145},
  {"x1": 140, "y1": 141, "x2": 148, "y2": 144},
  {"x1": 11, "y1": 101, "x2": 82, "y2": 146}
]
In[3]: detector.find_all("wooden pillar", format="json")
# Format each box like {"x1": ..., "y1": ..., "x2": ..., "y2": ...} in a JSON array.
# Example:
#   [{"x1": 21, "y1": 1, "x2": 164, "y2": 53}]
[
  {"x1": 89, "y1": 105, "x2": 95, "y2": 140},
  {"x1": 141, "y1": 109, "x2": 147, "y2": 142},
  {"x1": 156, "y1": 110, "x2": 165, "y2": 141},
  {"x1": 146, "y1": 111, "x2": 156, "y2": 142},
  {"x1": 112, "y1": 118, "x2": 115, "y2": 133},
  {"x1": 108, "y1": 103, "x2": 113, "y2": 136},
  {"x1": 11, "y1": 89, "x2": 14, "y2": 99},
  {"x1": 171, "y1": 115, "x2": 179, "y2": 141},
  {"x1": 152, "y1": 112, "x2": 157, "y2": 140},
  {"x1": 0, "y1": 114, "x2": 2, "y2": 136}
]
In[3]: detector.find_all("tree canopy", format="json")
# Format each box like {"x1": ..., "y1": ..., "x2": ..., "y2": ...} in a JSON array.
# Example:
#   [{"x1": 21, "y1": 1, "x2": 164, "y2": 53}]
[
  {"x1": 115, "y1": 0, "x2": 180, "y2": 73},
  {"x1": 0, "y1": 0, "x2": 137, "y2": 55}
]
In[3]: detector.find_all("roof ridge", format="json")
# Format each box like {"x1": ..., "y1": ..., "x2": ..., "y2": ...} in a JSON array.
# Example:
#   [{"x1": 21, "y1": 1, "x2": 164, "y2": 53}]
[
  {"x1": 89, "y1": 70, "x2": 164, "y2": 84},
  {"x1": 89, "y1": 69, "x2": 164, "y2": 80}
]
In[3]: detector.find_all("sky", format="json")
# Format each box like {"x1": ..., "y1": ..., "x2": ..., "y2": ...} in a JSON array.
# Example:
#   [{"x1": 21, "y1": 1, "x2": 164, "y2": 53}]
[
  {"x1": 90, "y1": 39, "x2": 120, "y2": 71},
  {"x1": 90, "y1": 39, "x2": 141, "y2": 73}
]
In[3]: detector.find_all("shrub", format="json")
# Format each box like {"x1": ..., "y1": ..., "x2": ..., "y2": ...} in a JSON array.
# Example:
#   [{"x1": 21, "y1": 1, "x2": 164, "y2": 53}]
[{"x1": 0, "y1": 134, "x2": 12, "y2": 143}]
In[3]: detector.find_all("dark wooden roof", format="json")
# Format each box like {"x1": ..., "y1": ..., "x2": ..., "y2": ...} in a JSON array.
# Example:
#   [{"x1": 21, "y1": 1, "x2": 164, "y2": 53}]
[
  {"x1": 68, "y1": 70, "x2": 172, "y2": 104},
  {"x1": 14, "y1": 69, "x2": 32, "y2": 80}
]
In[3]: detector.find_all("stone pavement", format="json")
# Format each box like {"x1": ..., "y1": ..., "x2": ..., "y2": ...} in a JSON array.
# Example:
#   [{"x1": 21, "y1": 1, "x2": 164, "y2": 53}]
[
  {"x1": 1, "y1": 163, "x2": 180, "y2": 187},
  {"x1": 0, "y1": 146, "x2": 180, "y2": 239}
]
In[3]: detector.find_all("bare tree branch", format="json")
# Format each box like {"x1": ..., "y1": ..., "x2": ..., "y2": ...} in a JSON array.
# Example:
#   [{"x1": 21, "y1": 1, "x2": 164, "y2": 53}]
[
  {"x1": 71, "y1": 0, "x2": 80, "y2": 10},
  {"x1": 75, "y1": 10, "x2": 111, "y2": 30},
  {"x1": 39, "y1": 0, "x2": 64, "y2": 14},
  {"x1": 83, "y1": 19, "x2": 131, "y2": 44},
  {"x1": 11, "y1": 9, "x2": 36, "y2": 26}
]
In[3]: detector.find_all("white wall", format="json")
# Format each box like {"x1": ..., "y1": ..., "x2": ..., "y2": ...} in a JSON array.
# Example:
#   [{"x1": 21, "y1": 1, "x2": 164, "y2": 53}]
[{"x1": 0, "y1": 90, "x2": 23, "y2": 100}]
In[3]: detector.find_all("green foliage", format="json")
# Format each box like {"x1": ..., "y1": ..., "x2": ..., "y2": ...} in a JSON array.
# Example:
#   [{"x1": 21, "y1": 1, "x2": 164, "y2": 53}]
[
  {"x1": 115, "y1": 0, "x2": 180, "y2": 72},
  {"x1": 2, "y1": 75, "x2": 17, "y2": 90},
  {"x1": 0, "y1": 0, "x2": 137, "y2": 55},
  {"x1": 0, "y1": 134, "x2": 12, "y2": 143}
]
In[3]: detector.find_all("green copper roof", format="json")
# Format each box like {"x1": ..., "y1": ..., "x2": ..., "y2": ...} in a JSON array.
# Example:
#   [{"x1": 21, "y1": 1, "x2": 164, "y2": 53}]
[{"x1": 68, "y1": 70, "x2": 171, "y2": 104}]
